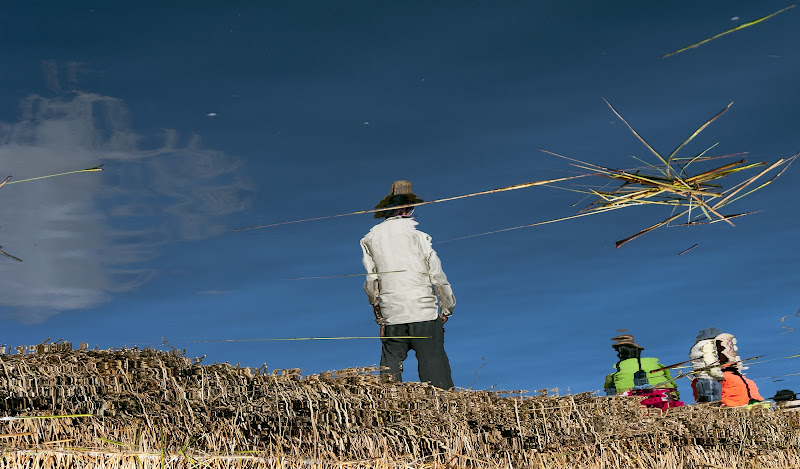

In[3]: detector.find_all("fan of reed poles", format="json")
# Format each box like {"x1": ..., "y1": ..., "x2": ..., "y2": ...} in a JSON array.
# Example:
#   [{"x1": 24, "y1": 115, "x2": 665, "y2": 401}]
[{"x1": 542, "y1": 100, "x2": 797, "y2": 248}]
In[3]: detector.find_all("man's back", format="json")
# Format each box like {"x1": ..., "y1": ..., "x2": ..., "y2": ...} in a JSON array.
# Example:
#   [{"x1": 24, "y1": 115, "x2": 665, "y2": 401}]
[{"x1": 361, "y1": 217, "x2": 453, "y2": 325}]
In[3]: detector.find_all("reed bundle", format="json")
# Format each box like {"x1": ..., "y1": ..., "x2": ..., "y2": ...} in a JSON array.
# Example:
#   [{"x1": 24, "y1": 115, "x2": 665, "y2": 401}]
[
  {"x1": 662, "y1": 5, "x2": 796, "y2": 58},
  {"x1": 1, "y1": 344, "x2": 799, "y2": 468},
  {"x1": 543, "y1": 101, "x2": 797, "y2": 247}
]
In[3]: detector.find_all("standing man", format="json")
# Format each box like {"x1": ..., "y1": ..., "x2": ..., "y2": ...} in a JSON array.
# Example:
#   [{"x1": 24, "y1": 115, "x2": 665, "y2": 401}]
[{"x1": 360, "y1": 180, "x2": 455, "y2": 389}]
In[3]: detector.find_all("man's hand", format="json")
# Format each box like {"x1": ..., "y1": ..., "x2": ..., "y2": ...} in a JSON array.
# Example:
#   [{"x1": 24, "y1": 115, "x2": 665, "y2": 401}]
[
  {"x1": 380, "y1": 325, "x2": 385, "y2": 337},
  {"x1": 373, "y1": 304, "x2": 387, "y2": 326},
  {"x1": 441, "y1": 315, "x2": 449, "y2": 325}
]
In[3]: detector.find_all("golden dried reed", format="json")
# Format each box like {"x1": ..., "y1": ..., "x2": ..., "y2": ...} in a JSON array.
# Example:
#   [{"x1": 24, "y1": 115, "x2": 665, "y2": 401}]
[{"x1": 1, "y1": 345, "x2": 799, "y2": 468}]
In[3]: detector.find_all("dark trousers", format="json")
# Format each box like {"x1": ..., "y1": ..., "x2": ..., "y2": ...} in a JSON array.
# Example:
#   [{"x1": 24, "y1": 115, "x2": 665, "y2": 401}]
[
  {"x1": 380, "y1": 317, "x2": 453, "y2": 389},
  {"x1": 694, "y1": 378, "x2": 722, "y2": 402}
]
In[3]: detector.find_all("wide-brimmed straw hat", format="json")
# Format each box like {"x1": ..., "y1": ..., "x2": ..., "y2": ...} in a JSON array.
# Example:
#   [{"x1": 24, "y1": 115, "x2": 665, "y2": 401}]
[
  {"x1": 611, "y1": 334, "x2": 644, "y2": 350},
  {"x1": 373, "y1": 180, "x2": 424, "y2": 219}
]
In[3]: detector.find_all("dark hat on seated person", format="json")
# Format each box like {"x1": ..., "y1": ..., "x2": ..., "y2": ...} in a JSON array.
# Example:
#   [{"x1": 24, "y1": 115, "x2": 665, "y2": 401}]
[
  {"x1": 696, "y1": 327, "x2": 722, "y2": 341},
  {"x1": 611, "y1": 334, "x2": 644, "y2": 350},
  {"x1": 373, "y1": 180, "x2": 424, "y2": 219},
  {"x1": 771, "y1": 389, "x2": 797, "y2": 401}
]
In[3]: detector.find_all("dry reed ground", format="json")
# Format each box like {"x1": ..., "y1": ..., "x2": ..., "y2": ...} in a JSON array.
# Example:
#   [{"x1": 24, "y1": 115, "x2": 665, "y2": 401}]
[{"x1": 0, "y1": 346, "x2": 798, "y2": 468}]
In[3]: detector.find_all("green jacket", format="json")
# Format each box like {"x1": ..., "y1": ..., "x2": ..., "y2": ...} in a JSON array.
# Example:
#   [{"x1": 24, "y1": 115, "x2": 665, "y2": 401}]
[{"x1": 604, "y1": 357, "x2": 676, "y2": 394}]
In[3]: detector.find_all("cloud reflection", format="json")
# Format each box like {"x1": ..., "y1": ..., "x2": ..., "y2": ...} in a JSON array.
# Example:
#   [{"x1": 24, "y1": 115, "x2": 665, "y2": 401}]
[{"x1": 0, "y1": 88, "x2": 254, "y2": 323}]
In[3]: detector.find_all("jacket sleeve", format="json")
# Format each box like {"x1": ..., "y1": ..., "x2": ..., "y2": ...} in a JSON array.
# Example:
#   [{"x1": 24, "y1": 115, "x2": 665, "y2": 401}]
[
  {"x1": 360, "y1": 239, "x2": 379, "y2": 305},
  {"x1": 419, "y1": 233, "x2": 456, "y2": 316},
  {"x1": 603, "y1": 373, "x2": 616, "y2": 395},
  {"x1": 701, "y1": 341, "x2": 724, "y2": 380},
  {"x1": 660, "y1": 364, "x2": 677, "y2": 389}
]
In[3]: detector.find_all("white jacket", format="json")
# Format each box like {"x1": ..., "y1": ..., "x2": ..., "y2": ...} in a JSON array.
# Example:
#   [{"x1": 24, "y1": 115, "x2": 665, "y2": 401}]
[
  {"x1": 689, "y1": 339, "x2": 723, "y2": 381},
  {"x1": 360, "y1": 217, "x2": 455, "y2": 325}
]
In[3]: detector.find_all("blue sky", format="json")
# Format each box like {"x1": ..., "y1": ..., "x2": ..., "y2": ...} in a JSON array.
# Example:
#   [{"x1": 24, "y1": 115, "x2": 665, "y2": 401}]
[{"x1": 1, "y1": 1, "x2": 798, "y2": 400}]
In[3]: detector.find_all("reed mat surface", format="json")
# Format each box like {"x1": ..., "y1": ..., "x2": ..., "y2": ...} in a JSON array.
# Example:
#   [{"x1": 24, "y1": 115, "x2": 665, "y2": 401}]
[{"x1": 1, "y1": 345, "x2": 799, "y2": 468}]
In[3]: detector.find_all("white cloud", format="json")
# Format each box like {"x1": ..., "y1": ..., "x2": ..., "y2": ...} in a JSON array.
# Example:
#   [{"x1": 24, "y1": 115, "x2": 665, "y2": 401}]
[{"x1": 0, "y1": 83, "x2": 254, "y2": 323}]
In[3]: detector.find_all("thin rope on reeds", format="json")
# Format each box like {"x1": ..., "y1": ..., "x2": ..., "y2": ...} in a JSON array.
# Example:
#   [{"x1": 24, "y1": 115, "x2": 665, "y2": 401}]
[
  {"x1": 3, "y1": 165, "x2": 103, "y2": 185},
  {"x1": 188, "y1": 336, "x2": 431, "y2": 343},
  {"x1": 222, "y1": 101, "x2": 795, "y2": 258},
  {"x1": 231, "y1": 174, "x2": 589, "y2": 232}
]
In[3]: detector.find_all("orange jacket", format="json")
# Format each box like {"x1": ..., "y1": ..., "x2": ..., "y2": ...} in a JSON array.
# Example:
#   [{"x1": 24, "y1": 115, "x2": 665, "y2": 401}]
[{"x1": 720, "y1": 370, "x2": 763, "y2": 407}]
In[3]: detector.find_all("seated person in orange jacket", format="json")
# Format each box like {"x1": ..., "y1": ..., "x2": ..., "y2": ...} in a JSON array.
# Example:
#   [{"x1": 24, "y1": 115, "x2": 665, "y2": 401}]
[
  {"x1": 716, "y1": 332, "x2": 763, "y2": 407},
  {"x1": 720, "y1": 369, "x2": 763, "y2": 406}
]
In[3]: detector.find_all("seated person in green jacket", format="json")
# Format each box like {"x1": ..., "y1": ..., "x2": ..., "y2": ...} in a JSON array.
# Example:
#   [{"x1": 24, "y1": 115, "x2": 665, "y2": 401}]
[{"x1": 604, "y1": 333, "x2": 683, "y2": 408}]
